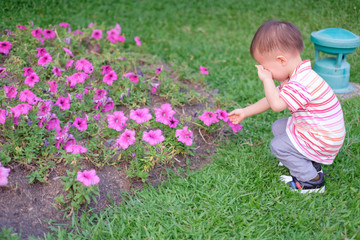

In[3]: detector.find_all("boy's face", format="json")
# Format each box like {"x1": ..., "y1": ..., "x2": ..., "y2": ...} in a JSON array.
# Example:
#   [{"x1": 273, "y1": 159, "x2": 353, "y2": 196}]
[{"x1": 253, "y1": 50, "x2": 290, "y2": 82}]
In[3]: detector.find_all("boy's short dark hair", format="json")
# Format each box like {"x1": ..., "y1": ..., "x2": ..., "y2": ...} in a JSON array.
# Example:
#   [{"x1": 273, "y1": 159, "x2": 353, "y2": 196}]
[{"x1": 250, "y1": 20, "x2": 304, "y2": 57}]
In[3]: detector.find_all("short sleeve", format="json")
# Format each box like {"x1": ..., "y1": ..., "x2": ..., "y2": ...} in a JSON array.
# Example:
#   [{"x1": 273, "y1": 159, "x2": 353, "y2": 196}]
[{"x1": 279, "y1": 81, "x2": 312, "y2": 112}]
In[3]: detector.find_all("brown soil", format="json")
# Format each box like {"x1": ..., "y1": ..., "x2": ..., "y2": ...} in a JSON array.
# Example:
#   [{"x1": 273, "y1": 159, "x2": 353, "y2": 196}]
[{"x1": 0, "y1": 69, "x2": 225, "y2": 239}]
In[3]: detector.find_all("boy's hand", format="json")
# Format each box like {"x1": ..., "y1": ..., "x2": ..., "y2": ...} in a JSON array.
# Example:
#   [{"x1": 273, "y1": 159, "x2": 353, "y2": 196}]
[
  {"x1": 255, "y1": 65, "x2": 272, "y2": 82},
  {"x1": 228, "y1": 108, "x2": 246, "y2": 124}
]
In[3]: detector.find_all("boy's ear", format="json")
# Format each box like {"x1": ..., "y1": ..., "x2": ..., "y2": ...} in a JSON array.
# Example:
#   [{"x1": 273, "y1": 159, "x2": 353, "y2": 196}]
[{"x1": 276, "y1": 55, "x2": 287, "y2": 66}]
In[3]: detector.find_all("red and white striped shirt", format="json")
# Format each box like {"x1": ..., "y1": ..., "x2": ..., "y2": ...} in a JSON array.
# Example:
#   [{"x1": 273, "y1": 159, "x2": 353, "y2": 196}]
[{"x1": 279, "y1": 60, "x2": 345, "y2": 164}]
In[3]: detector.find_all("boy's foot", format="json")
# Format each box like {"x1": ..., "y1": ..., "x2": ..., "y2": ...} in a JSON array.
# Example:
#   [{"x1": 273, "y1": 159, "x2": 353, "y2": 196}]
[{"x1": 280, "y1": 172, "x2": 326, "y2": 193}]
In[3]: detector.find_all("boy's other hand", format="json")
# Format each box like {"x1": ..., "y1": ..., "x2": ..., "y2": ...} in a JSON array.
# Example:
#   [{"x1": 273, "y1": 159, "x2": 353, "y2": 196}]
[
  {"x1": 255, "y1": 65, "x2": 272, "y2": 82},
  {"x1": 228, "y1": 108, "x2": 246, "y2": 124}
]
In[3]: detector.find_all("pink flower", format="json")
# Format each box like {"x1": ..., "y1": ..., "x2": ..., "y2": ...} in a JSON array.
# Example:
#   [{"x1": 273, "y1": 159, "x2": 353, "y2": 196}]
[
  {"x1": 52, "y1": 67, "x2": 62, "y2": 77},
  {"x1": 19, "y1": 90, "x2": 36, "y2": 104},
  {"x1": 156, "y1": 67, "x2": 162, "y2": 74},
  {"x1": 198, "y1": 110, "x2": 218, "y2": 126},
  {"x1": 42, "y1": 29, "x2": 55, "y2": 39},
  {"x1": 91, "y1": 29, "x2": 102, "y2": 39},
  {"x1": 88, "y1": 23, "x2": 94, "y2": 28},
  {"x1": 216, "y1": 109, "x2": 228, "y2": 122},
  {"x1": 168, "y1": 116, "x2": 179, "y2": 128},
  {"x1": 93, "y1": 113, "x2": 100, "y2": 121},
  {"x1": 134, "y1": 36, "x2": 142, "y2": 46},
  {"x1": 36, "y1": 48, "x2": 48, "y2": 57},
  {"x1": 175, "y1": 126, "x2": 193, "y2": 146},
  {"x1": 102, "y1": 97, "x2": 114, "y2": 112},
  {"x1": 142, "y1": 129, "x2": 165, "y2": 145},
  {"x1": 0, "y1": 68, "x2": 7, "y2": 78},
  {"x1": 73, "y1": 117, "x2": 88, "y2": 132},
  {"x1": 123, "y1": 72, "x2": 134, "y2": 78},
  {"x1": 62, "y1": 47, "x2": 74, "y2": 57},
  {"x1": 66, "y1": 59, "x2": 74, "y2": 69},
  {"x1": 76, "y1": 169, "x2": 99, "y2": 186},
  {"x1": 46, "y1": 115, "x2": 61, "y2": 132},
  {"x1": 24, "y1": 72, "x2": 39, "y2": 87},
  {"x1": 129, "y1": 108, "x2": 152, "y2": 124},
  {"x1": 154, "y1": 103, "x2": 176, "y2": 125},
  {"x1": 227, "y1": 121, "x2": 243, "y2": 133},
  {"x1": 10, "y1": 103, "x2": 33, "y2": 118},
  {"x1": 31, "y1": 28, "x2": 42, "y2": 38},
  {"x1": 38, "y1": 53, "x2": 53, "y2": 66},
  {"x1": 0, "y1": 109, "x2": 7, "y2": 124},
  {"x1": 101, "y1": 65, "x2": 113, "y2": 75},
  {"x1": 73, "y1": 30, "x2": 83, "y2": 35},
  {"x1": 59, "y1": 22, "x2": 70, "y2": 28},
  {"x1": 66, "y1": 144, "x2": 88, "y2": 154},
  {"x1": 0, "y1": 162, "x2": 11, "y2": 186},
  {"x1": 75, "y1": 58, "x2": 94, "y2": 74},
  {"x1": 4, "y1": 86, "x2": 17, "y2": 99},
  {"x1": 55, "y1": 96, "x2": 71, "y2": 111},
  {"x1": 37, "y1": 102, "x2": 52, "y2": 117},
  {"x1": 48, "y1": 81, "x2": 58, "y2": 93},
  {"x1": 107, "y1": 111, "x2": 128, "y2": 131},
  {"x1": 103, "y1": 70, "x2": 118, "y2": 85},
  {"x1": 16, "y1": 25, "x2": 27, "y2": 30},
  {"x1": 129, "y1": 75, "x2": 139, "y2": 83},
  {"x1": 200, "y1": 66, "x2": 209, "y2": 75},
  {"x1": 116, "y1": 129, "x2": 136, "y2": 150},
  {"x1": 106, "y1": 27, "x2": 125, "y2": 43},
  {"x1": 93, "y1": 89, "x2": 108, "y2": 100},
  {"x1": 0, "y1": 41, "x2": 12, "y2": 55},
  {"x1": 23, "y1": 67, "x2": 34, "y2": 76},
  {"x1": 66, "y1": 72, "x2": 89, "y2": 88}
]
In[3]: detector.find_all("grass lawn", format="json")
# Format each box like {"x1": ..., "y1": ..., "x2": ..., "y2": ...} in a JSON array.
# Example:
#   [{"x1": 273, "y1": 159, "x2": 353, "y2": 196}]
[{"x1": 1, "y1": 0, "x2": 360, "y2": 239}]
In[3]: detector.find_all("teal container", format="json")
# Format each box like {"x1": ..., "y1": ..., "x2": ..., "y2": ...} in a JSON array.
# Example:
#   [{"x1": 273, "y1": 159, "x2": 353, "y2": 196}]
[{"x1": 311, "y1": 28, "x2": 360, "y2": 93}]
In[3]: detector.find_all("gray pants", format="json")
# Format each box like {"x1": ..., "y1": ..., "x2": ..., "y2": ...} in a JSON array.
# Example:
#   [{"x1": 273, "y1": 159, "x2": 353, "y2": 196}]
[{"x1": 270, "y1": 118, "x2": 319, "y2": 182}]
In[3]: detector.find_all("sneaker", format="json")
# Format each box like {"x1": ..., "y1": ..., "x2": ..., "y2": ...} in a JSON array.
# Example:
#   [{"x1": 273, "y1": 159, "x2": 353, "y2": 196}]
[
  {"x1": 312, "y1": 162, "x2": 323, "y2": 173},
  {"x1": 280, "y1": 172, "x2": 326, "y2": 193}
]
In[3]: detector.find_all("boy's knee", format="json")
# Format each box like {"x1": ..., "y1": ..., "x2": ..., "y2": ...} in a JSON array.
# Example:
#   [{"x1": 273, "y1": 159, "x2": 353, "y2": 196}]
[{"x1": 270, "y1": 137, "x2": 282, "y2": 156}]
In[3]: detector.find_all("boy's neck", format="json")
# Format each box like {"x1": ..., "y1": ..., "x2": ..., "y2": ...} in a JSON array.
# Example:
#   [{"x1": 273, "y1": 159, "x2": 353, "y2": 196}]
[{"x1": 288, "y1": 55, "x2": 303, "y2": 78}]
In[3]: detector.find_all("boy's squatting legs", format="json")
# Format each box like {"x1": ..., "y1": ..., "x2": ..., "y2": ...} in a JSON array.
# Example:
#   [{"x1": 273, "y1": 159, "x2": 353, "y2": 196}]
[{"x1": 271, "y1": 118, "x2": 319, "y2": 182}]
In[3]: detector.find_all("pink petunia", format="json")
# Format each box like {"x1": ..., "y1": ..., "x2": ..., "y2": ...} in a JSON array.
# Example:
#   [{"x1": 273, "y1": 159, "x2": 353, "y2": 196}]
[
  {"x1": 227, "y1": 120, "x2": 243, "y2": 133},
  {"x1": 168, "y1": 116, "x2": 179, "y2": 128},
  {"x1": 76, "y1": 169, "x2": 99, "y2": 186},
  {"x1": 0, "y1": 68, "x2": 7, "y2": 78},
  {"x1": 0, "y1": 41, "x2": 12, "y2": 55},
  {"x1": 142, "y1": 129, "x2": 165, "y2": 145},
  {"x1": 115, "y1": 129, "x2": 136, "y2": 150},
  {"x1": 4, "y1": 86, "x2": 17, "y2": 99},
  {"x1": 16, "y1": 25, "x2": 27, "y2": 30},
  {"x1": 38, "y1": 53, "x2": 53, "y2": 66},
  {"x1": 55, "y1": 96, "x2": 71, "y2": 111},
  {"x1": 24, "y1": 72, "x2": 39, "y2": 87},
  {"x1": 73, "y1": 117, "x2": 88, "y2": 132},
  {"x1": 23, "y1": 67, "x2": 34, "y2": 76},
  {"x1": 102, "y1": 70, "x2": 118, "y2": 85},
  {"x1": 123, "y1": 72, "x2": 134, "y2": 78},
  {"x1": 198, "y1": 110, "x2": 218, "y2": 126},
  {"x1": 129, "y1": 75, "x2": 139, "y2": 83},
  {"x1": 48, "y1": 81, "x2": 58, "y2": 93},
  {"x1": 107, "y1": 111, "x2": 128, "y2": 131},
  {"x1": 154, "y1": 103, "x2": 176, "y2": 125},
  {"x1": 102, "y1": 97, "x2": 114, "y2": 112},
  {"x1": 75, "y1": 58, "x2": 94, "y2": 74},
  {"x1": 175, "y1": 126, "x2": 193, "y2": 146},
  {"x1": 91, "y1": 29, "x2": 103, "y2": 39},
  {"x1": 36, "y1": 48, "x2": 48, "y2": 57},
  {"x1": 156, "y1": 67, "x2": 162, "y2": 74},
  {"x1": 88, "y1": 23, "x2": 94, "y2": 28},
  {"x1": 62, "y1": 47, "x2": 74, "y2": 57},
  {"x1": 66, "y1": 59, "x2": 74, "y2": 69},
  {"x1": 0, "y1": 162, "x2": 11, "y2": 186},
  {"x1": 10, "y1": 103, "x2": 33, "y2": 118},
  {"x1": 32, "y1": 28, "x2": 42, "y2": 38},
  {"x1": 0, "y1": 109, "x2": 7, "y2": 124},
  {"x1": 46, "y1": 114, "x2": 61, "y2": 132},
  {"x1": 134, "y1": 36, "x2": 142, "y2": 46},
  {"x1": 73, "y1": 30, "x2": 83, "y2": 35},
  {"x1": 52, "y1": 67, "x2": 62, "y2": 77},
  {"x1": 93, "y1": 89, "x2": 108, "y2": 100},
  {"x1": 106, "y1": 27, "x2": 125, "y2": 44},
  {"x1": 216, "y1": 109, "x2": 228, "y2": 122},
  {"x1": 92, "y1": 113, "x2": 101, "y2": 121},
  {"x1": 101, "y1": 65, "x2": 113, "y2": 75},
  {"x1": 200, "y1": 66, "x2": 209, "y2": 75},
  {"x1": 42, "y1": 29, "x2": 55, "y2": 39},
  {"x1": 66, "y1": 72, "x2": 89, "y2": 88},
  {"x1": 19, "y1": 89, "x2": 36, "y2": 104},
  {"x1": 66, "y1": 144, "x2": 87, "y2": 154},
  {"x1": 129, "y1": 108, "x2": 152, "y2": 124},
  {"x1": 37, "y1": 101, "x2": 52, "y2": 118},
  {"x1": 59, "y1": 22, "x2": 70, "y2": 28}
]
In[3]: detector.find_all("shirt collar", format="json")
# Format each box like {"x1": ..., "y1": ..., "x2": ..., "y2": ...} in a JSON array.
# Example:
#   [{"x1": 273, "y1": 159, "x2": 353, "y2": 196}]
[{"x1": 290, "y1": 60, "x2": 311, "y2": 79}]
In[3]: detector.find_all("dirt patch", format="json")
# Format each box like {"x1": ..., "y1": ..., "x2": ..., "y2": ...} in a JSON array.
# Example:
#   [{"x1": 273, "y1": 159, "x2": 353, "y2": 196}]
[{"x1": 0, "y1": 74, "x2": 225, "y2": 239}]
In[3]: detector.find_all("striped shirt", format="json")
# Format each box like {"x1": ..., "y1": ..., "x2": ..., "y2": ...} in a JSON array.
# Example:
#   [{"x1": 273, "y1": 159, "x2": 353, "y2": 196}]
[{"x1": 279, "y1": 60, "x2": 345, "y2": 165}]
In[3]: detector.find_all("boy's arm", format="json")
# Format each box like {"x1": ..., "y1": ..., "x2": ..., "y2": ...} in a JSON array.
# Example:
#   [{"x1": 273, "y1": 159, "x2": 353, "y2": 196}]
[
  {"x1": 255, "y1": 65, "x2": 288, "y2": 112},
  {"x1": 228, "y1": 97, "x2": 270, "y2": 124}
]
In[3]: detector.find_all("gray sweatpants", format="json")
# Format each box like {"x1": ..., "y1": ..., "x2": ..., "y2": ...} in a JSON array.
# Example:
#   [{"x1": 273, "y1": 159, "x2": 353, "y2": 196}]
[{"x1": 270, "y1": 118, "x2": 319, "y2": 182}]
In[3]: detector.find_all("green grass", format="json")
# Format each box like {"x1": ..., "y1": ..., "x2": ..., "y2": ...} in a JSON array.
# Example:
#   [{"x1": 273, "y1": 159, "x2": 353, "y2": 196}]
[{"x1": 1, "y1": 0, "x2": 360, "y2": 239}]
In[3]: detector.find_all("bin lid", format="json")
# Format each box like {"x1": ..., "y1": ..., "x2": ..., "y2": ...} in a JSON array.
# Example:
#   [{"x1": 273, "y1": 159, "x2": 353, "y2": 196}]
[{"x1": 311, "y1": 28, "x2": 360, "y2": 49}]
